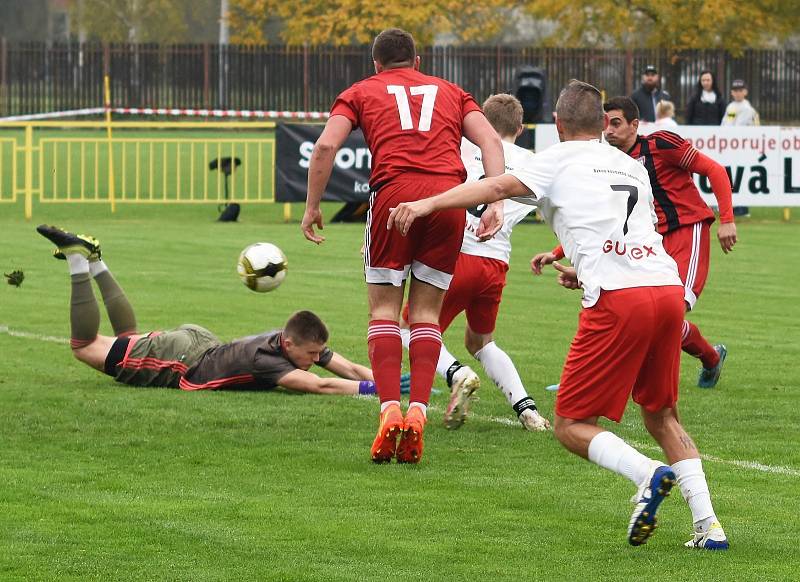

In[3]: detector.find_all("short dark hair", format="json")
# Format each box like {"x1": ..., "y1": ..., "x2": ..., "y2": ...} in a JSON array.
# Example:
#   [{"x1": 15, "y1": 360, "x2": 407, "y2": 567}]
[
  {"x1": 555, "y1": 80, "x2": 604, "y2": 134},
  {"x1": 482, "y1": 94, "x2": 523, "y2": 138},
  {"x1": 603, "y1": 96, "x2": 640, "y2": 123},
  {"x1": 284, "y1": 310, "x2": 329, "y2": 345},
  {"x1": 372, "y1": 28, "x2": 416, "y2": 68}
]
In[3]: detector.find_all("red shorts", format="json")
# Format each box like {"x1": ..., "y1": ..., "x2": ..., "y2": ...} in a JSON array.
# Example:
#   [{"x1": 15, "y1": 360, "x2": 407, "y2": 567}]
[
  {"x1": 440, "y1": 253, "x2": 508, "y2": 333},
  {"x1": 401, "y1": 253, "x2": 508, "y2": 333},
  {"x1": 556, "y1": 286, "x2": 685, "y2": 422},
  {"x1": 661, "y1": 221, "x2": 710, "y2": 310},
  {"x1": 364, "y1": 173, "x2": 465, "y2": 290}
]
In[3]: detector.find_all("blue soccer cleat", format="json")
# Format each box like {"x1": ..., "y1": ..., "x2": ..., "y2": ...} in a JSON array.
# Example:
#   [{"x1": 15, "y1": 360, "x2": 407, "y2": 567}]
[
  {"x1": 697, "y1": 344, "x2": 727, "y2": 388},
  {"x1": 685, "y1": 521, "x2": 729, "y2": 550},
  {"x1": 627, "y1": 464, "x2": 676, "y2": 546}
]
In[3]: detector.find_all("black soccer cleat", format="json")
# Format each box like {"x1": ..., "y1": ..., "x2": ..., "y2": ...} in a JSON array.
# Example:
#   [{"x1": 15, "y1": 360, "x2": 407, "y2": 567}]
[{"x1": 36, "y1": 225, "x2": 101, "y2": 260}]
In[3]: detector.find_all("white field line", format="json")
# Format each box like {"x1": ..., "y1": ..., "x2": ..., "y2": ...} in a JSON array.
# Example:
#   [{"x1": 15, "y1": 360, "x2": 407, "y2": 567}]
[
  {"x1": 3, "y1": 325, "x2": 798, "y2": 477},
  {"x1": 468, "y1": 408, "x2": 800, "y2": 478},
  {"x1": 628, "y1": 439, "x2": 800, "y2": 477},
  {"x1": 0, "y1": 324, "x2": 69, "y2": 345}
]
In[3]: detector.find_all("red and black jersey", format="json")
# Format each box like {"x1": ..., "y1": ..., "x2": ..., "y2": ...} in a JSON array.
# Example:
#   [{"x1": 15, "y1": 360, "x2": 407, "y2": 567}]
[
  {"x1": 180, "y1": 330, "x2": 333, "y2": 391},
  {"x1": 330, "y1": 67, "x2": 482, "y2": 189},
  {"x1": 627, "y1": 131, "x2": 716, "y2": 234}
]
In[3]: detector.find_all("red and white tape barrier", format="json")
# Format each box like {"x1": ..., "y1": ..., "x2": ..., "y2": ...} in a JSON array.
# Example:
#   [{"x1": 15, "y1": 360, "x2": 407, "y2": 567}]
[
  {"x1": 0, "y1": 107, "x2": 328, "y2": 122},
  {"x1": 0, "y1": 107, "x2": 105, "y2": 121},
  {"x1": 111, "y1": 107, "x2": 330, "y2": 119}
]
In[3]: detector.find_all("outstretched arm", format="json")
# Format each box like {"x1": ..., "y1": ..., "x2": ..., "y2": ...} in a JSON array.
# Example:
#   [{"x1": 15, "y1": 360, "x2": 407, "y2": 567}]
[
  {"x1": 322, "y1": 351, "x2": 373, "y2": 381},
  {"x1": 278, "y1": 368, "x2": 364, "y2": 395},
  {"x1": 302, "y1": 115, "x2": 353, "y2": 244},
  {"x1": 463, "y1": 111, "x2": 506, "y2": 240},
  {"x1": 388, "y1": 174, "x2": 531, "y2": 236}
]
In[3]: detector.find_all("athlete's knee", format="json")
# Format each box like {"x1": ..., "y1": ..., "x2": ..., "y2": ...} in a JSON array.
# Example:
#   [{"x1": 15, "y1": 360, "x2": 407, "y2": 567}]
[
  {"x1": 553, "y1": 414, "x2": 601, "y2": 447},
  {"x1": 552, "y1": 415, "x2": 574, "y2": 444},
  {"x1": 71, "y1": 344, "x2": 93, "y2": 365}
]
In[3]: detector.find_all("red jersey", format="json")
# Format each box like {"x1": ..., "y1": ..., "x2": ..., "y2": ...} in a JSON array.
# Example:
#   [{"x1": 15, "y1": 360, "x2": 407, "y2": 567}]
[
  {"x1": 330, "y1": 67, "x2": 482, "y2": 189},
  {"x1": 627, "y1": 130, "x2": 715, "y2": 234}
]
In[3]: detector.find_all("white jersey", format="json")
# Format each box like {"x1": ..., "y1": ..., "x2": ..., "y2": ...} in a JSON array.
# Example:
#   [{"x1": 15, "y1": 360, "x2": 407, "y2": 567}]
[
  {"x1": 509, "y1": 139, "x2": 681, "y2": 307},
  {"x1": 721, "y1": 99, "x2": 759, "y2": 126},
  {"x1": 459, "y1": 138, "x2": 536, "y2": 263}
]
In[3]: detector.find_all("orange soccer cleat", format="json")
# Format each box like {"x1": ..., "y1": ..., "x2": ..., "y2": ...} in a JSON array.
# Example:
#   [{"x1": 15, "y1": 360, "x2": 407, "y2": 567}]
[
  {"x1": 396, "y1": 405, "x2": 427, "y2": 464},
  {"x1": 370, "y1": 403, "x2": 404, "y2": 464}
]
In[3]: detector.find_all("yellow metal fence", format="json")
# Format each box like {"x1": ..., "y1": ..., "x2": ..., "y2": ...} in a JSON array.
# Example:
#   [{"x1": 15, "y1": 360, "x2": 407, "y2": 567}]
[{"x1": 0, "y1": 121, "x2": 277, "y2": 218}]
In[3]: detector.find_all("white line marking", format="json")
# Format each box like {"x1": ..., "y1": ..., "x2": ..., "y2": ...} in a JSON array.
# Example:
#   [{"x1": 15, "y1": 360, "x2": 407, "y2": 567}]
[
  {"x1": 0, "y1": 324, "x2": 69, "y2": 345},
  {"x1": 487, "y1": 416, "x2": 519, "y2": 427},
  {"x1": 473, "y1": 411, "x2": 800, "y2": 478},
  {"x1": 702, "y1": 454, "x2": 800, "y2": 476},
  {"x1": 3, "y1": 325, "x2": 798, "y2": 477},
  {"x1": 628, "y1": 439, "x2": 800, "y2": 477}
]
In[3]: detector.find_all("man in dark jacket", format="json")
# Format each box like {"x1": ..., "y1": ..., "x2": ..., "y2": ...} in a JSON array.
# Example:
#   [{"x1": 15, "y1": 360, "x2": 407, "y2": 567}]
[{"x1": 630, "y1": 65, "x2": 670, "y2": 123}]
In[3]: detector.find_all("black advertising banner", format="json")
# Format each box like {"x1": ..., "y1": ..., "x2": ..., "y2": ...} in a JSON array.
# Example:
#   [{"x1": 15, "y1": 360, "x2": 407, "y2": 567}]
[{"x1": 275, "y1": 123, "x2": 372, "y2": 203}]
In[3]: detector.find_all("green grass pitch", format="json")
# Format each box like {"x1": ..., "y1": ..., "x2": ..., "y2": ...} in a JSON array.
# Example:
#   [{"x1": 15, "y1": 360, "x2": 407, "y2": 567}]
[{"x1": 1, "y1": 202, "x2": 798, "y2": 580}]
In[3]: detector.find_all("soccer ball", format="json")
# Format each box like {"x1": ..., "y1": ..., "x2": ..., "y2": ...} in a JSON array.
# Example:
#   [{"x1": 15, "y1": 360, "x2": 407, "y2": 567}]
[{"x1": 237, "y1": 242, "x2": 288, "y2": 292}]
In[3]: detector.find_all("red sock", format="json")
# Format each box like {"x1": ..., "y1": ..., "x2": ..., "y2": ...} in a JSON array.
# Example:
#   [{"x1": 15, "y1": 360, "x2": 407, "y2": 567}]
[
  {"x1": 409, "y1": 323, "x2": 442, "y2": 406},
  {"x1": 681, "y1": 320, "x2": 719, "y2": 369},
  {"x1": 367, "y1": 320, "x2": 402, "y2": 404}
]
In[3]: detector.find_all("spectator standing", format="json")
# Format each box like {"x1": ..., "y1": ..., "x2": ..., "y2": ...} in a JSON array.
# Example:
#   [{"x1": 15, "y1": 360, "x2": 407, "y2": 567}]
[
  {"x1": 630, "y1": 65, "x2": 671, "y2": 123},
  {"x1": 722, "y1": 79, "x2": 758, "y2": 216},
  {"x1": 686, "y1": 70, "x2": 725, "y2": 125},
  {"x1": 722, "y1": 79, "x2": 759, "y2": 126}
]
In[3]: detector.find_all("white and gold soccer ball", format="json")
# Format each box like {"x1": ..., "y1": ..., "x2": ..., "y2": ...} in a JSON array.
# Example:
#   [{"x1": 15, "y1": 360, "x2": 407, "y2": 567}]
[{"x1": 237, "y1": 242, "x2": 287, "y2": 292}]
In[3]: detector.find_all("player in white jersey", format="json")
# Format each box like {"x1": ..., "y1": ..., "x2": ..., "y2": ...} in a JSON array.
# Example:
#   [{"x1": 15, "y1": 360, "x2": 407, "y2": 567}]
[
  {"x1": 388, "y1": 81, "x2": 729, "y2": 550},
  {"x1": 399, "y1": 94, "x2": 550, "y2": 432}
]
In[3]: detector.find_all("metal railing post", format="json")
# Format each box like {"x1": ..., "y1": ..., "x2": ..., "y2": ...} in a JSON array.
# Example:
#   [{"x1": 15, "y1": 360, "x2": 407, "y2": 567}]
[
  {"x1": 24, "y1": 124, "x2": 33, "y2": 219},
  {"x1": 104, "y1": 75, "x2": 116, "y2": 212}
]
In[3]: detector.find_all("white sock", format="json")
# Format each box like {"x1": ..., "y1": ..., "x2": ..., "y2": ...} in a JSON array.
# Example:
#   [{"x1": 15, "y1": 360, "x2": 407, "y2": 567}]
[
  {"x1": 436, "y1": 343, "x2": 458, "y2": 379},
  {"x1": 66, "y1": 253, "x2": 89, "y2": 275},
  {"x1": 474, "y1": 341, "x2": 529, "y2": 405},
  {"x1": 89, "y1": 259, "x2": 109, "y2": 278},
  {"x1": 380, "y1": 400, "x2": 400, "y2": 413},
  {"x1": 399, "y1": 327, "x2": 411, "y2": 350},
  {"x1": 588, "y1": 431, "x2": 656, "y2": 486},
  {"x1": 672, "y1": 458, "x2": 717, "y2": 529},
  {"x1": 408, "y1": 401, "x2": 427, "y2": 418}
]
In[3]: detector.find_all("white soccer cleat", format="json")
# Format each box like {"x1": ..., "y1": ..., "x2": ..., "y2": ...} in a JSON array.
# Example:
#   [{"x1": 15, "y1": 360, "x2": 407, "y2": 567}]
[
  {"x1": 443, "y1": 366, "x2": 480, "y2": 430},
  {"x1": 518, "y1": 408, "x2": 551, "y2": 431},
  {"x1": 685, "y1": 522, "x2": 729, "y2": 550}
]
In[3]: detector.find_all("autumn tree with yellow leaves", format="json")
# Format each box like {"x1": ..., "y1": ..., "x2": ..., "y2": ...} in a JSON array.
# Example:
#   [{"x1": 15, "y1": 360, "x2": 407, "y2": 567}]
[
  {"x1": 230, "y1": 0, "x2": 799, "y2": 54},
  {"x1": 525, "y1": 0, "x2": 800, "y2": 54},
  {"x1": 229, "y1": 0, "x2": 514, "y2": 45}
]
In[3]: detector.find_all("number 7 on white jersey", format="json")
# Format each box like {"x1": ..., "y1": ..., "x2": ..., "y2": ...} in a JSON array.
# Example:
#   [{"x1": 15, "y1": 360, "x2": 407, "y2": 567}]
[{"x1": 387, "y1": 85, "x2": 439, "y2": 131}]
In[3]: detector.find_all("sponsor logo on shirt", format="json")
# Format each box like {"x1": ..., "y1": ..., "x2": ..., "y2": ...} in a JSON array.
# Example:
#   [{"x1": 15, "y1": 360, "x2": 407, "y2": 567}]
[{"x1": 602, "y1": 239, "x2": 657, "y2": 259}]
